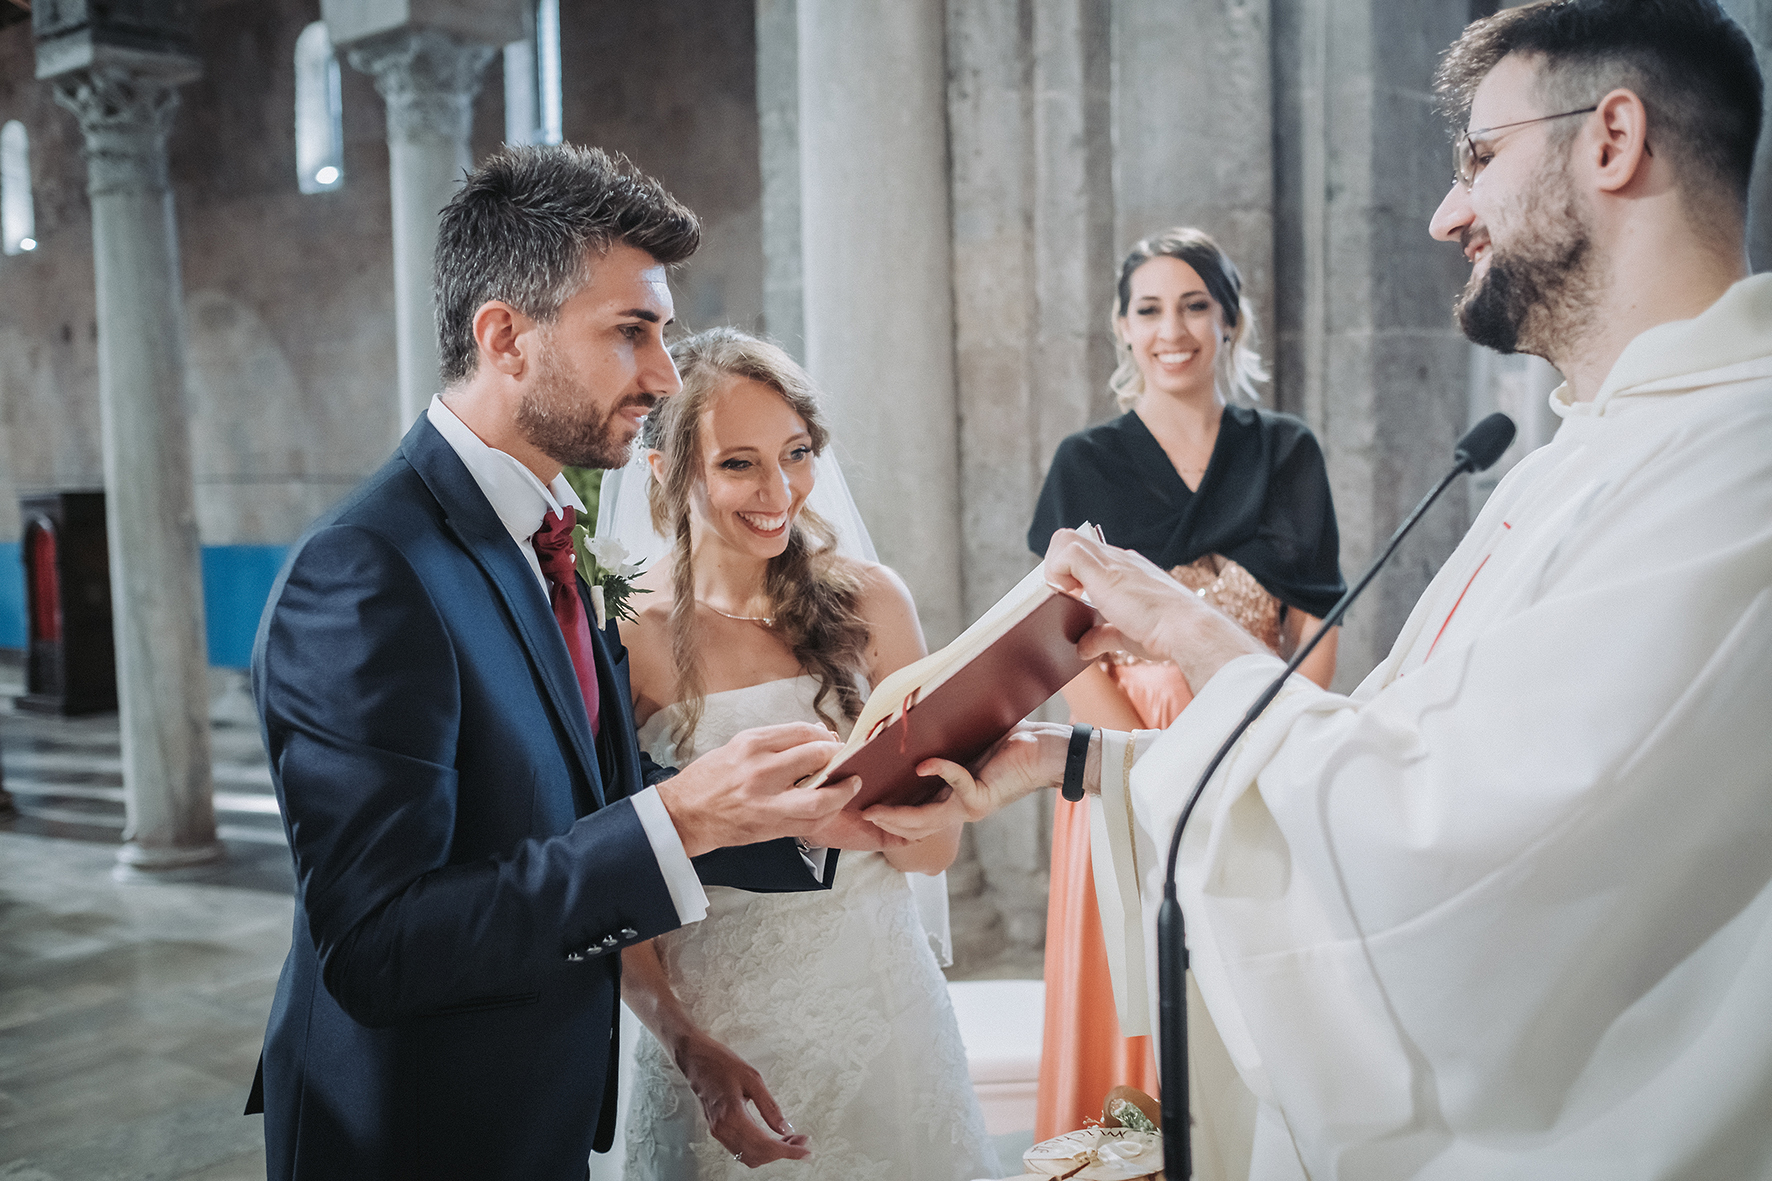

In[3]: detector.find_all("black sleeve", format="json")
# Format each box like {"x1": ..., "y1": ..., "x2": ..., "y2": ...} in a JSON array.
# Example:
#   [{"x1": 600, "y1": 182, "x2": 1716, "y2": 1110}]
[
  {"x1": 640, "y1": 751, "x2": 678, "y2": 788},
  {"x1": 1256, "y1": 425, "x2": 1346, "y2": 618},
  {"x1": 1028, "y1": 438, "x2": 1088, "y2": 559},
  {"x1": 694, "y1": 840, "x2": 839, "y2": 892}
]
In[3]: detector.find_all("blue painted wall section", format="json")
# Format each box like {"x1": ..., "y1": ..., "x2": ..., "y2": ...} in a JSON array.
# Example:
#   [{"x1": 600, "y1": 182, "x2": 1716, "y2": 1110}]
[
  {"x1": 0, "y1": 542, "x2": 23, "y2": 649},
  {"x1": 201, "y1": 546, "x2": 290, "y2": 667},
  {"x1": 0, "y1": 541, "x2": 288, "y2": 668}
]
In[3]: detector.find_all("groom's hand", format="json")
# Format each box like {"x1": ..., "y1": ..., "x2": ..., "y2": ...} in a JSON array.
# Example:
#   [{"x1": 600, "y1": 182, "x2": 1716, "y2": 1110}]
[{"x1": 655, "y1": 722, "x2": 859, "y2": 859}]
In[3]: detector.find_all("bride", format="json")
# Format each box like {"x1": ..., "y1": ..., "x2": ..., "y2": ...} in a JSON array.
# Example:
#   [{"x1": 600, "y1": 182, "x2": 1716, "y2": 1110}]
[{"x1": 602, "y1": 327, "x2": 1001, "y2": 1180}]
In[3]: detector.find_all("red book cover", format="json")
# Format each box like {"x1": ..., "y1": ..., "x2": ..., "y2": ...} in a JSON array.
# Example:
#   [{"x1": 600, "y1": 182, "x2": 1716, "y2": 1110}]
[{"x1": 831, "y1": 591, "x2": 1100, "y2": 811}]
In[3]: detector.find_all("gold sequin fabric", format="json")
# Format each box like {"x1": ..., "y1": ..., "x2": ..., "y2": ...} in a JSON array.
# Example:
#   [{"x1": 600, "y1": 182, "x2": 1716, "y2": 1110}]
[
  {"x1": 1170, "y1": 554, "x2": 1283, "y2": 653},
  {"x1": 1106, "y1": 554, "x2": 1283, "y2": 665}
]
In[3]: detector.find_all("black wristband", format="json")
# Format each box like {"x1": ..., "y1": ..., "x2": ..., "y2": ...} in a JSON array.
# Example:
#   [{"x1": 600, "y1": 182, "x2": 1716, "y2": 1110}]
[{"x1": 1062, "y1": 723, "x2": 1093, "y2": 802}]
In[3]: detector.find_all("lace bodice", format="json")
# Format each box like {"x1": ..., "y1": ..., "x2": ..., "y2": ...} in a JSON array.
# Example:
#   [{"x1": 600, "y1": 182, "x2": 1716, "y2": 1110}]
[{"x1": 623, "y1": 677, "x2": 999, "y2": 1181}]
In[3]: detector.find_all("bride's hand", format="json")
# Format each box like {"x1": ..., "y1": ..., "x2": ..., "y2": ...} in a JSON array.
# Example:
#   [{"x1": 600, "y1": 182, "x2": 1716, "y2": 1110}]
[
  {"x1": 803, "y1": 800, "x2": 910, "y2": 852},
  {"x1": 674, "y1": 1031, "x2": 811, "y2": 1167},
  {"x1": 861, "y1": 722, "x2": 1069, "y2": 840}
]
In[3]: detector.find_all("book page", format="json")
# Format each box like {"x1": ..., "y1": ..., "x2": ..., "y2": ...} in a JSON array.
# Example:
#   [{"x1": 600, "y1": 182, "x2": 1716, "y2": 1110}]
[
  {"x1": 828, "y1": 562, "x2": 1051, "y2": 766},
  {"x1": 813, "y1": 524, "x2": 1101, "y2": 782}
]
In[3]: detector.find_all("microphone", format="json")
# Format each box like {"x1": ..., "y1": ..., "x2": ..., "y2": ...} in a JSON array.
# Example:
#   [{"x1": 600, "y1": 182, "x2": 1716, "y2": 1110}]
[
  {"x1": 1455, "y1": 411, "x2": 1517, "y2": 473},
  {"x1": 1156, "y1": 413, "x2": 1515, "y2": 1178}
]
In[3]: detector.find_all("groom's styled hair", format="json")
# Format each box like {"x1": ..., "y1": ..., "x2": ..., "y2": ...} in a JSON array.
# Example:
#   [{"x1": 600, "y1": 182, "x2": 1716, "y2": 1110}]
[{"x1": 434, "y1": 144, "x2": 700, "y2": 386}]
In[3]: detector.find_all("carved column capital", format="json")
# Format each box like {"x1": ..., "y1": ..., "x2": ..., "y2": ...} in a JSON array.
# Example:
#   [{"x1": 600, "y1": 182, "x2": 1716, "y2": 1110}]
[
  {"x1": 52, "y1": 67, "x2": 186, "y2": 198},
  {"x1": 347, "y1": 27, "x2": 496, "y2": 145}
]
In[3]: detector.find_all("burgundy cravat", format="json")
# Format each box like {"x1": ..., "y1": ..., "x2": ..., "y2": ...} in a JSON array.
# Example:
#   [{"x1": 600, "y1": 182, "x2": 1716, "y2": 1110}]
[{"x1": 532, "y1": 506, "x2": 600, "y2": 737}]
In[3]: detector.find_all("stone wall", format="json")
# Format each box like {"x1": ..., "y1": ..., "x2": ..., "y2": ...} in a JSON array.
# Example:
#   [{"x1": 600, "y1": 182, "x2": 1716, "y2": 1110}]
[
  {"x1": 559, "y1": 0, "x2": 764, "y2": 339},
  {"x1": 6, "y1": 0, "x2": 1715, "y2": 965},
  {"x1": 0, "y1": 0, "x2": 417, "y2": 544},
  {"x1": 1113, "y1": 0, "x2": 1277, "y2": 361},
  {"x1": 0, "y1": 0, "x2": 766, "y2": 554},
  {"x1": 1272, "y1": 0, "x2": 1480, "y2": 686},
  {"x1": 941, "y1": 0, "x2": 1120, "y2": 970},
  {"x1": 1720, "y1": 0, "x2": 1772, "y2": 270},
  {"x1": 937, "y1": 0, "x2": 1492, "y2": 967}
]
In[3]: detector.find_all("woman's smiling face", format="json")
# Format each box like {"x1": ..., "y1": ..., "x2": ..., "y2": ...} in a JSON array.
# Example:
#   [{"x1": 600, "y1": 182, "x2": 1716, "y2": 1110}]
[
  {"x1": 688, "y1": 374, "x2": 816, "y2": 562},
  {"x1": 1118, "y1": 255, "x2": 1228, "y2": 404}
]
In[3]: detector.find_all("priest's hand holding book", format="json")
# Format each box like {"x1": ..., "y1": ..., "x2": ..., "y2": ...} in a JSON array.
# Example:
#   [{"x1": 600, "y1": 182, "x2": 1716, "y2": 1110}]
[
  {"x1": 861, "y1": 527, "x2": 1269, "y2": 838},
  {"x1": 1043, "y1": 526, "x2": 1271, "y2": 689}
]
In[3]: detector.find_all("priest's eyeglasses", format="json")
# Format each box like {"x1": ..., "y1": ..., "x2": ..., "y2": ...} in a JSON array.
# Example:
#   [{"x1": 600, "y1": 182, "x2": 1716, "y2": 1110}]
[{"x1": 1453, "y1": 107, "x2": 1596, "y2": 188}]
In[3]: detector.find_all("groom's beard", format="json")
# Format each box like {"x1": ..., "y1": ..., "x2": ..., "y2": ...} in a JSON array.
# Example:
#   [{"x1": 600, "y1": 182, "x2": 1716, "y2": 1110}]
[
  {"x1": 518, "y1": 342, "x2": 658, "y2": 471},
  {"x1": 1454, "y1": 161, "x2": 1600, "y2": 357}
]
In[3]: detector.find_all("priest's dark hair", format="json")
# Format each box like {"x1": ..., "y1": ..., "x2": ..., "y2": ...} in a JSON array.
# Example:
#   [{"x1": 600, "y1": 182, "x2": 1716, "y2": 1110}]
[
  {"x1": 643, "y1": 327, "x2": 871, "y2": 750},
  {"x1": 1110, "y1": 227, "x2": 1268, "y2": 411},
  {"x1": 433, "y1": 144, "x2": 700, "y2": 386},
  {"x1": 1436, "y1": 0, "x2": 1762, "y2": 221}
]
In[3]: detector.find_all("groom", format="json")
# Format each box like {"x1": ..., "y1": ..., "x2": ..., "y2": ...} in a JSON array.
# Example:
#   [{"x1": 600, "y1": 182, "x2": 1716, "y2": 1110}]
[{"x1": 247, "y1": 145, "x2": 862, "y2": 1180}]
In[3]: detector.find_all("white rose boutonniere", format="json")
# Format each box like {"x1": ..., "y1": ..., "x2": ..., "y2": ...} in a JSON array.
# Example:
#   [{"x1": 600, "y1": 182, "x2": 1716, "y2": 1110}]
[{"x1": 573, "y1": 530, "x2": 649, "y2": 628}]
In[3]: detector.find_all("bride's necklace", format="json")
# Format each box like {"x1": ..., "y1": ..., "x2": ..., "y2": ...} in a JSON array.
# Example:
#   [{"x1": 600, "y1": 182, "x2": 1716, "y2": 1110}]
[{"x1": 699, "y1": 599, "x2": 775, "y2": 626}]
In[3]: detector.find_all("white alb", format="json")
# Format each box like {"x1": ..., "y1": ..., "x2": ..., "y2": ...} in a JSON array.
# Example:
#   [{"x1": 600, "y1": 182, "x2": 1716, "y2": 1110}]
[{"x1": 1096, "y1": 274, "x2": 1772, "y2": 1180}]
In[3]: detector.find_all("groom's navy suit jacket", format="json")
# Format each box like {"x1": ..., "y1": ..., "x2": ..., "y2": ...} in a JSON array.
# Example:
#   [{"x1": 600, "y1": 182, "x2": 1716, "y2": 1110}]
[{"x1": 248, "y1": 417, "x2": 831, "y2": 1180}]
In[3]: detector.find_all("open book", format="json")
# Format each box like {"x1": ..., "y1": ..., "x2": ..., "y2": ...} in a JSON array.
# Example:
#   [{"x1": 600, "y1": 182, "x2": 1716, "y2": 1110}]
[{"x1": 815, "y1": 529, "x2": 1103, "y2": 810}]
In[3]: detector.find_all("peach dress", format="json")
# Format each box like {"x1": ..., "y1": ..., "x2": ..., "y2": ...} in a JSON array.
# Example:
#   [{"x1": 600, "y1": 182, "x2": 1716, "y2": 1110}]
[{"x1": 1035, "y1": 557, "x2": 1283, "y2": 1140}]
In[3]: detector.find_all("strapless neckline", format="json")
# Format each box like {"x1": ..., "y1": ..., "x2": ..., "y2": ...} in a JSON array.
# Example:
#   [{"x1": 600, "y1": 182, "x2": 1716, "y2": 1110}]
[{"x1": 636, "y1": 675, "x2": 853, "y2": 769}]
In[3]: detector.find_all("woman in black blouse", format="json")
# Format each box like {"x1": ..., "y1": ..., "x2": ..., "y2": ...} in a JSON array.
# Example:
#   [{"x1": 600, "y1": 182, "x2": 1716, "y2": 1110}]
[{"x1": 1028, "y1": 227, "x2": 1345, "y2": 1141}]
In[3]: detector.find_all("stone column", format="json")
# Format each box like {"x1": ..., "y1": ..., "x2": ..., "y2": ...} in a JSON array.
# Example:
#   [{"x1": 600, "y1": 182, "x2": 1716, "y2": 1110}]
[
  {"x1": 47, "y1": 64, "x2": 220, "y2": 877},
  {"x1": 1467, "y1": 347, "x2": 1562, "y2": 509},
  {"x1": 944, "y1": 0, "x2": 1040, "y2": 966},
  {"x1": 1273, "y1": 0, "x2": 1477, "y2": 683},
  {"x1": 342, "y1": 29, "x2": 495, "y2": 434},
  {"x1": 1111, "y1": 0, "x2": 1276, "y2": 349},
  {"x1": 939, "y1": 0, "x2": 1119, "y2": 967},
  {"x1": 756, "y1": 0, "x2": 804, "y2": 360},
  {"x1": 796, "y1": 0, "x2": 965, "y2": 645},
  {"x1": 1029, "y1": 0, "x2": 1118, "y2": 515}
]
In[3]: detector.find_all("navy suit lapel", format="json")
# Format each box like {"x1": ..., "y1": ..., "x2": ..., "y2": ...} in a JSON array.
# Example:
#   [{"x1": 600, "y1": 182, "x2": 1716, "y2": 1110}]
[{"x1": 401, "y1": 417, "x2": 607, "y2": 811}]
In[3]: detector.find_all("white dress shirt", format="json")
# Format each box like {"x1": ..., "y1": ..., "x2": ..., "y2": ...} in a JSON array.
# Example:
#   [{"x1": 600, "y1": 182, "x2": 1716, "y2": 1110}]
[{"x1": 427, "y1": 395, "x2": 708, "y2": 925}]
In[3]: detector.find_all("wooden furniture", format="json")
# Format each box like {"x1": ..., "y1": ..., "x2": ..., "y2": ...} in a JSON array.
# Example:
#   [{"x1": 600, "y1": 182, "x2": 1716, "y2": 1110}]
[{"x1": 19, "y1": 491, "x2": 117, "y2": 715}]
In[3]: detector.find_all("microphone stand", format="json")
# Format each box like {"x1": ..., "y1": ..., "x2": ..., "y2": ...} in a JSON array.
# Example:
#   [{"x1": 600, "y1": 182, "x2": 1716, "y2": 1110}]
[{"x1": 1157, "y1": 414, "x2": 1515, "y2": 1178}]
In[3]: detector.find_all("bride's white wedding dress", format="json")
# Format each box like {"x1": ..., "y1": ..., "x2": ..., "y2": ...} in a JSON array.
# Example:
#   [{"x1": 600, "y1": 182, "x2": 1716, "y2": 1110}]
[{"x1": 624, "y1": 675, "x2": 1002, "y2": 1181}]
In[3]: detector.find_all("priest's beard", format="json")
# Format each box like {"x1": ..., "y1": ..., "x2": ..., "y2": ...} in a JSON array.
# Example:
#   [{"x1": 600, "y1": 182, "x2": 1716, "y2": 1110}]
[
  {"x1": 1454, "y1": 162, "x2": 1602, "y2": 357},
  {"x1": 516, "y1": 341, "x2": 657, "y2": 471}
]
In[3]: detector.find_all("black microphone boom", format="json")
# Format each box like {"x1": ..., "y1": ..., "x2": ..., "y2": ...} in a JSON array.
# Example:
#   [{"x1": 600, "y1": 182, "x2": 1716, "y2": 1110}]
[{"x1": 1156, "y1": 413, "x2": 1515, "y2": 1178}]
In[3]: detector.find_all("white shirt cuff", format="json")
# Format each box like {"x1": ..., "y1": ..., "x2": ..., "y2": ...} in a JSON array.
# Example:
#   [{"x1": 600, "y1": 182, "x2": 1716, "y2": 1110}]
[{"x1": 630, "y1": 786, "x2": 709, "y2": 925}]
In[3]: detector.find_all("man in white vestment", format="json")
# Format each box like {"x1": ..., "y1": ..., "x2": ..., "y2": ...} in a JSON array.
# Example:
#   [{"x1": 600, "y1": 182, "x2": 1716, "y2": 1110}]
[{"x1": 871, "y1": 2, "x2": 1772, "y2": 1177}]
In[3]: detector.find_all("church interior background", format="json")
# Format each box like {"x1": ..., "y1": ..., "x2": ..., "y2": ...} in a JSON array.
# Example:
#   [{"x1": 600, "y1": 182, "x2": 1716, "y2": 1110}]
[{"x1": 2, "y1": 0, "x2": 1769, "y2": 1177}]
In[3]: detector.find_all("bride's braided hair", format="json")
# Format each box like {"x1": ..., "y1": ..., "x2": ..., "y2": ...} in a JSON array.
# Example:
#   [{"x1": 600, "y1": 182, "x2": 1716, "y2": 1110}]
[{"x1": 646, "y1": 328, "x2": 871, "y2": 751}]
